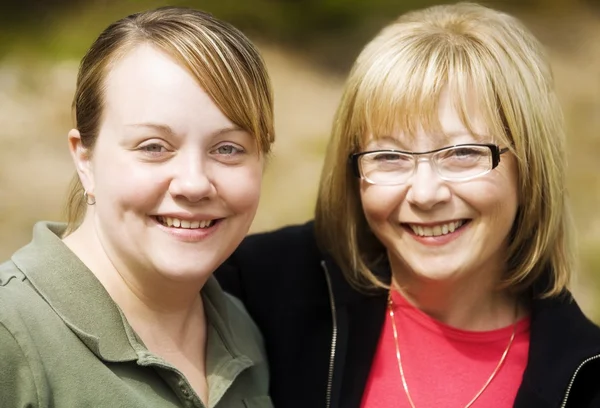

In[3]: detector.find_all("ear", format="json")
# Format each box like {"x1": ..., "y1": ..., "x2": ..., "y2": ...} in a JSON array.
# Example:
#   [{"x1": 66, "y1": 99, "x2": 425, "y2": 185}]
[{"x1": 68, "y1": 129, "x2": 95, "y2": 194}]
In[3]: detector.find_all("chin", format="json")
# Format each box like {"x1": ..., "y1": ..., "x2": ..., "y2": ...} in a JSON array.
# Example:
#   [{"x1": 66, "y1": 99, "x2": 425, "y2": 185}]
[
  {"x1": 155, "y1": 257, "x2": 219, "y2": 282},
  {"x1": 161, "y1": 267, "x2": 213, "y2": 283},
  {"x1": 418, "y1": 270, "x2": 463, "y2": 282},
  {"x1": 404, "y1": 259, "x2": 465, "y2": 281}
]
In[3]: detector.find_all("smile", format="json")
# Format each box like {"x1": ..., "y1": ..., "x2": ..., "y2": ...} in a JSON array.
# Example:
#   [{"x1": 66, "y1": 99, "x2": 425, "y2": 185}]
[
  {"x1": 155, "y1": 216, "x2": 216, "y2": 229},
  {"x1": 406, "y1": 220, "x2": 467, "y2": 237}
]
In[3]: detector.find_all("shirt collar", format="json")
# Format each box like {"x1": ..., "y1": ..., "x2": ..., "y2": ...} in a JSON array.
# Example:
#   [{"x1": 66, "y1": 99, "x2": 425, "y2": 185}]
[
  {"x1": 202, "y1": 277, "x2": 263, "y2": 406},
  {"x1": 11, "y1": 221, "x2": 140, "y2": 362}
]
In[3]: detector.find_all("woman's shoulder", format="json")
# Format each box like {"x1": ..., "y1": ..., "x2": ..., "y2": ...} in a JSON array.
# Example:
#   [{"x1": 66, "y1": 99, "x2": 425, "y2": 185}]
[
  {"x1": 237, "y1": 220, "x2": 319, "y2": 257},
  {"x1": 216, "y1": 220, "x2": 329, "y2": 300},
  {"x1": 0, "y1": 260, "x2": 52, "y2": 405},
  {"x1": 227, "y1": 220, "x2": 322, "y2": 273},
  {"x1": 0, "y1": 257, "x2": 23, "y2": 285},
  {"x1": 0, "y1": 300, "x2": 39, "y2": 407},
  {"x1": 0, "y1": 259, "x2": 63, "y2": 338},
  {"x1": 0, "y1": 259, "x2": 42, "y2": 316}
]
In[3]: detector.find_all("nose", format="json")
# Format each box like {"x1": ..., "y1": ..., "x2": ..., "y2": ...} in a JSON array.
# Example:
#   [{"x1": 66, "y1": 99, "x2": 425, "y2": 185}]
[
  {"x1": 168, "y1": 154, "x2": 216, "y2": 203},
  {"x1": 405, "y1": 158, "x2": 451, "y2": 210}
]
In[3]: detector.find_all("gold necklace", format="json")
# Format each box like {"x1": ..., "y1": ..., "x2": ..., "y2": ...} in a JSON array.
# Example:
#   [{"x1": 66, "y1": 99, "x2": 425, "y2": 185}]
[{"x1": 387, "y1": 292, "x2": 518, "y2": 408}]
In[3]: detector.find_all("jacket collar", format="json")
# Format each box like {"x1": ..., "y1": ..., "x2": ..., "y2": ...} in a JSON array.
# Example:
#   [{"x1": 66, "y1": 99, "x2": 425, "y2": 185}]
[
  {"x1": 320, "y1": 253, "x2": 388, "y2": 408},
  {"x1": 321, "y1": 252, "x2": 389, "y2": 306}
]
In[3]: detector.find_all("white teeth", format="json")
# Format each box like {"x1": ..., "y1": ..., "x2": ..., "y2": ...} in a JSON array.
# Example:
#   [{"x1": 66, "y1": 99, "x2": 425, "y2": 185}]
[
  {"x1": 157, "y1": 217, "x2": 215, "y2": 229},
  {"x1": 408, "y1": 220, "x2": 465, "y2": 237}
]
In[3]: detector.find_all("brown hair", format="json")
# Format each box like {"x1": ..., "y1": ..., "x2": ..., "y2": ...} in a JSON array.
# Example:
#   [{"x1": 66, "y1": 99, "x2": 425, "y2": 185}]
[
  {"x1": 315, "y1": 2, "x2": 573, "y2": 297},
  {"x1": 65, "y1": 6, "x2": 274, "y2": 233}
]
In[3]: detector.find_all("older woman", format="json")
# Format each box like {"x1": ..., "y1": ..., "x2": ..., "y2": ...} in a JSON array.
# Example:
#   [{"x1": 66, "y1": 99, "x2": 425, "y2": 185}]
[
  {"x1": 216, "y1": 2, "x2": 600, "y2": 408},
  {"x1": 0, "y1": 6, "x2": 274, "y2": 408}
]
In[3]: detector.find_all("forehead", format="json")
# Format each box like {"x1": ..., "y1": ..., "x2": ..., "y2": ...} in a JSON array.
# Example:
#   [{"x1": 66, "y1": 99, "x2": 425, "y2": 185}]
[
  {"x1": 105, "y1": 44, "x2": 194, "y2": 99},
  {"x1": 101, "y1": 44, "x2": 233, "y2": 132},
  {"x1": 362, "y1": 87, "x2": 492, "y2": 149}
]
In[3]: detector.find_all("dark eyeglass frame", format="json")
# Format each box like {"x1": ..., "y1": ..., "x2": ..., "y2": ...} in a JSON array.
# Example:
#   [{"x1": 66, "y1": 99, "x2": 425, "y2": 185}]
[{"x1": 349, "y1": 143, "x2": 510, "y2": 180}]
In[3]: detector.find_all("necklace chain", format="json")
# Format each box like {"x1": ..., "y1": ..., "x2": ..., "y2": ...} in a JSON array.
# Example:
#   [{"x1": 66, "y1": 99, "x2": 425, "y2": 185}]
[{"x1": 387, "y1": 292, "x2": 518, "y2": 408}]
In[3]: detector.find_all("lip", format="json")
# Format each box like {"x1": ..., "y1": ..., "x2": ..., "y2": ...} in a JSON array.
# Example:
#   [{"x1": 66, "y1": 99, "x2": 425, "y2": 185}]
[
  {"x1": 151, "y1": 216, "x2": 223, "y2": 242},
  {"x1": 402, "y1": 219, "x2": 471, "y2": 246},
  {"x1": 403, "y1": 219, "x2": 466, "y2": 227},
  {"x1": 153, "y1": 212, "x2": 223, "y2": 221}
]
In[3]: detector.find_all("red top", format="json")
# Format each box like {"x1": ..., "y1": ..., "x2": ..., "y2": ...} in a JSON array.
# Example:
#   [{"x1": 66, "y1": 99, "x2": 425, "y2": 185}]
[{"x1": 360, "y1": 290, "x2": 530, "y2": 408}]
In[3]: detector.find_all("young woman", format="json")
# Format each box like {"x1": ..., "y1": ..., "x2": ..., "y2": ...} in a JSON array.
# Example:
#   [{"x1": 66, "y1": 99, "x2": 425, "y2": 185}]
[
  {"x1": 0, "y1": 7, "x2": 274, "y2": 408},
  {"x1": 216, "y1": 3, "x2": 600, "y2": 407}
]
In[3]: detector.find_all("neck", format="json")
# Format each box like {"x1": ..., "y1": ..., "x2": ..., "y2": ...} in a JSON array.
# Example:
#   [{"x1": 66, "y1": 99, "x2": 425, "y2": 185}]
[
  {"x1": 63, "y1": 216, "x2": 208, "y2": 345},
  {"x1": 389, "y1": 258, "x2": 519, "y2": 331}
]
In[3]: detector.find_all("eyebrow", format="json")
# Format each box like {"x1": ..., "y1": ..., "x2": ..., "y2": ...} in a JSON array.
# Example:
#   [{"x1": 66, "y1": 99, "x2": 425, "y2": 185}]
[
  {"x1": 372, "y1": 135, "x2": 401, "y2": 144},
  {"x1": 125, "y1": 123, "x2": 177, "y2": 138},
  {"x1": 366, "y1": 136, "x2": 406, "y2": 149},
  {"x1": 372, "y1": 131, "x2": 485, "y2": 144},
  {"x1": 124, "y1": 122, "x2": 245, "y2": 138}
]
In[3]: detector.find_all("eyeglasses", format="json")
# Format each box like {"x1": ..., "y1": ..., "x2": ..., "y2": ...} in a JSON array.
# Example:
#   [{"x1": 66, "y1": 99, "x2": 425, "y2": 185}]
[{"x1": 349, "y1": 143, "x2": 509, "y2": 186}]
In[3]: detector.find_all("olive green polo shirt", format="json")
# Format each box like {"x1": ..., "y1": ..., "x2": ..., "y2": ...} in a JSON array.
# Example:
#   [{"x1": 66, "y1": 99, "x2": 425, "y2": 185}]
[{"x1": 0, "y1": 222, "x2": 272, "y2": 408}]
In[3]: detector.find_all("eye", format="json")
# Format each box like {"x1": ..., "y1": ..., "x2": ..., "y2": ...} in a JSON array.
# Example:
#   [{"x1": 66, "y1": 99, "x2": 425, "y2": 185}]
[
  {"x1": 447, "y1": 147, "x2": 487, "y2": 160},
  {"x1": 140, "y1": 143, "x2": 168, "y2": 154},
  {"x1": 455, "y1": 147, "x2": 482, "y2": 157},
  {"x1": 437, "y1": 146, "x2": 489, "y2": 169},
  {"x1": 373, "y1": 153, "x2": 396, "y2": 162},
  {"x1": 361, "y1": 151, "x2": 413, "y2": 175},
  {"x1": 370, "y1": 152, "x2": 410, "y2": 162},
  {"x1": 213, "y1": 144, "x2": 244, "y2": 156}
]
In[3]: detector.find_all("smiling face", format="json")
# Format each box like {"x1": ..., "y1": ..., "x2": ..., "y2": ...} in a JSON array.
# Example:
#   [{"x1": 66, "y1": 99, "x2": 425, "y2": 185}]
[
  {"x1": 71, "y1": 44, "x2": 263, "y2": 285},
  {"x1": 359, "y1": 89, "x2": 519, "y2": 288}
]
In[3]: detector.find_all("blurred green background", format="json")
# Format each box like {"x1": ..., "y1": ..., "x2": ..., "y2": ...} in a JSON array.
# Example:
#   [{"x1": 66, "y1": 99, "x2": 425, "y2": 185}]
[{"x1": 1, "y1": 0, "x2": 599, "y2": 320}]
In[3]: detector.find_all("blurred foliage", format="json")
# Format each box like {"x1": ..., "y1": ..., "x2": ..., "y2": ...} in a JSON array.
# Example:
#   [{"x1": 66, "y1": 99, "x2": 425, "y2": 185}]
[{"x1": 0, "y1": 0, "x2": 597, "y2": 71}]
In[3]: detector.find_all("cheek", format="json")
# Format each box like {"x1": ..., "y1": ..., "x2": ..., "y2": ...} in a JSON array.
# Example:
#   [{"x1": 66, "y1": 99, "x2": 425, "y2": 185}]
[
  {"x1": 462, "y1": 177, "x2": 519, "y2": 236},
  {"x1": 91, "y1": 150, "x2": 166, "y2": 212},
  {"x1": 488, "y1": 163, "x2": 519, "y2": 222},
  {"x1": 495, "y1": 189, "x2": 519, "y2": 232},
  {"x1": 214, "y1": 163, "x2": 263, "y2": 214},
  {"x1": 360, "y1": 183, "x2": 405, "y2": 224}
]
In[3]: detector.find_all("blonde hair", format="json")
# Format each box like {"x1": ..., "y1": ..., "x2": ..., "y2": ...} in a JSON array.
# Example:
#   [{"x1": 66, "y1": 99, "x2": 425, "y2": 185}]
[
  {"x1": 315, "y1": 2, "x2": 573, "y2": 297},
  {"x1": 65, "y1": 6, "x2": 274, "y2": 234}
]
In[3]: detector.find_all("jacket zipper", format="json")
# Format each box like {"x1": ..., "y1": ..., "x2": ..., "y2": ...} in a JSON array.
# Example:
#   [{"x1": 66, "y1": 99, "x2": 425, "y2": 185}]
[
  {"x1": 321, "y1": 260, "x2": 338, "y2": 408},
  {"x1": 559, "y1": 354, "x2": 600, "y2": 407}
]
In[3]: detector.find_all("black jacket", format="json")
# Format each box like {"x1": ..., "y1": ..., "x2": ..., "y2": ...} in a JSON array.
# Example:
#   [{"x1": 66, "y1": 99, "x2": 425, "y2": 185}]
[{"x1": 216, "y1": 221, "x2": 600, "y2": 408}]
